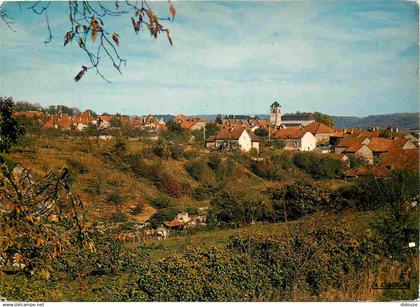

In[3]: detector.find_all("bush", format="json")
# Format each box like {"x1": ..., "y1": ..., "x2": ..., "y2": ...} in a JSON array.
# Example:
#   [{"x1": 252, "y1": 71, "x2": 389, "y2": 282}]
[
  {"x1": 186, "y1": 159, "x2": 215, "y2": 185},
  {"x1": 153, "y1": 139, "x2": 172, "y2": 159},
  {"x1": 251, "y1": 153, "x2": 292, "y2": 181},
  {"x1": 210, "y1": 190, "x2": 273, "y2": 226},
  {"x1": 158, "y1": 171, "x2": 192, "y2": 198},
  {"x1": 130, "y1": 203, "x2": 145, "y2": 215},
  {"x1": 193, "y1": 184, "x2": 217, "y2": 201},
  {"x1": 208, "y1": 153, "x2": 221, "y2": 171},
  {"x1": 150, "y1": 195, "x2": 175, "y2": 209},
  {"x1": 107, "y1": 193, "x2": 124, "y2": 205},
  {"x1": 170, "y1": 144, "x2": 184, "y2": 160},
  {"x1": 111, "y1": 212, "x2": 128, "y2": 223},
  {"x1": 148, "y1": 207, "x2": 181, "y2": 228},
  {"x1": 293, "y1": 152, "x2": 343, "y2": 179},
  {"x1": 267, "y1": 180, "x2": 331, "y2": 221}
]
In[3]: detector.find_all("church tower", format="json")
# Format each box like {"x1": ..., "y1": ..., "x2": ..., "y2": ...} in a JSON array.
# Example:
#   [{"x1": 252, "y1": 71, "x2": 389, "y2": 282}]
[{"x1": 269, "y1": 101, "x2": 282, "y2": 127}]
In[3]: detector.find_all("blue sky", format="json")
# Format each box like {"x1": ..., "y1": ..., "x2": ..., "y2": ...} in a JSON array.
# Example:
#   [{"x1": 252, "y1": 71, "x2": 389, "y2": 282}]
[{"x1": 0, "y1": 1, "x2": 418, "y2": 116}]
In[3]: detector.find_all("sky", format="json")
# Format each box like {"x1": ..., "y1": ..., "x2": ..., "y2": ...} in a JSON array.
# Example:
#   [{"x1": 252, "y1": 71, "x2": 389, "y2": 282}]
[{"x1": 0, "y1": 1, "x2": 418, "y2": 116}]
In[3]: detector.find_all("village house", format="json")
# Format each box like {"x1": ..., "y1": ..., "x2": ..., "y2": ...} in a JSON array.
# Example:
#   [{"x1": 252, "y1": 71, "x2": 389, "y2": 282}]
[
  {"x1": 381, "y1": 148, "x2": 419, "y2": 172},
  {"x1": 180, "y1": 118, "x2": 205, "y2": 131},
  {"x1": 271, "y1": 127, "x2": 316, "y2": 151},
  {"x1": 334, "y1": 137, "x2": 371, "y2": 154},
  {"x1": 206, "y1": 126, "x2": 259, "y2": 152},
  {"x1": 342, "y1": 142, "x2": 374, "y2": 164},
  {"x1": 303, "y1": 122, "x2": 335, "y2": 145}
]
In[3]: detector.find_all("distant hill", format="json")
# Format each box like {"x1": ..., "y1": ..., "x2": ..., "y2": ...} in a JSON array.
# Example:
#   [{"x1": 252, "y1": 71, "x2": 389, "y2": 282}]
[{"x1": 332, "y1": 113, "x2": 419, "y2": 130}]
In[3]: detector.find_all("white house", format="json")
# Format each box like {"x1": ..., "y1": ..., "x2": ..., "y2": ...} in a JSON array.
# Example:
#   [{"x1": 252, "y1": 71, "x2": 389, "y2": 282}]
[
  {"x1": 271, "y1": 128, "x2": 316, "y2": 151},
  {"x1": 206, "y1": 126, "x2": 259, "y2": 152}
]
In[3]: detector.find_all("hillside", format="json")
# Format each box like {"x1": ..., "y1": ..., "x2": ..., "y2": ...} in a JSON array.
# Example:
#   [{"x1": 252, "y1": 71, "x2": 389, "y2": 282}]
[{"x1": 332, "y1": 113, "x2": 419, "y2": 129}]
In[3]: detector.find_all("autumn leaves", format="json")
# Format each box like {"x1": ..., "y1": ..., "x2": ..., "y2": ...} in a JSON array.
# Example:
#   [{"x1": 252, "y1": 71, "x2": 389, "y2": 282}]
[{"x1": 65, "y1": 2, "x2": 176, "y2": 82}]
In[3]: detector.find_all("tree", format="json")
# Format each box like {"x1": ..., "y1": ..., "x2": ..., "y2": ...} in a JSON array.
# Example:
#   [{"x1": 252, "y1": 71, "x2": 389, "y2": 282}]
[
  {"x1": 0, "y1": 97, "x2": 24, "y2": 153},
  {"x1": 205, "y1": 122, "x2": 219, "y2": 137},
  {"x1": 313, "y1": 112, "x2": 334, "y2": 128},
  {"x1": 166, "y1": 120, "x2": 182, "y2": 133},
  {"x1": 215, "y1": 114, "x2": 223, "y2": 124},
  {"x1": 0, "y1": 1, "x2": 176, "y2": 82},
  {"x1": 254, "y1": 128, "x2": 268, "y2": 137},
  {"x1": 0, "y1": 162, "x2": 94, "y2": 277}
]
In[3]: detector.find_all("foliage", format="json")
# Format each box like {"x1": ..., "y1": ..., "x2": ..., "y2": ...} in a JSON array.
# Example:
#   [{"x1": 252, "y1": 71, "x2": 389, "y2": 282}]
[
  {"x1": 153, "y1": 139, "x2": 172, "y2": 159},
  {"x1": 293, "y1": 152, "x2": 343, "y2": 179},
  {"x1": 150, "y1": 195, "x2": 176, "y2": 209},
  {"x1": 267, "y1": 180, "x2": 331, "y2": 221},
  {"x1": 0, "y1": 163, "x2": 93, "y2": 277},
  {"x1": 210, "y1": 190, "x2": 273, "y2": 226},
  {"x1": 208, "y1": 153, "x2": 222, "y2": 171},
  {"x1": 109, "y1": 116, "x2": 122, "y2": 128},
  {"x1": 251, "y1": 153, "x2": 293, "y2": 181},
  {"x1": 186, "y1": 159, "x2": 215, "y2": 184},
  {"x1": 205, "y1": 123, "x2": 220, "y2": 137},
  {"x1": 166, "y1": 120, "x2": 182, "y2": 133},
  {"x1": 313, "y1": 112, "x2": 334, "y2": 128},
  {"x1": 0, "y1": 97, "x2": 25, "y2": 153},
  {"x1": 1, "y1": 2, "x2": 177, "y2": 81},
  {"x1": 148, "y1": 207, "x2": 181, "y2": 228},
  {"x1": 157, "y1": 171, "x2": 192, "y2": 198},
  {"x1": 254, "y1": 128, "x2": 268, "y2": 137},
  {"x1": 170, "y1": 144, "x2": 184, "y2": 160}
]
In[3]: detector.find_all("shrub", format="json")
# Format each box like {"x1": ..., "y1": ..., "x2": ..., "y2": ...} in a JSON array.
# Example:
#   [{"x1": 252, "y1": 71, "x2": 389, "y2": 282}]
[
  {"x1": 210, "y1": 190, "x2": 273, "y2": 226},
  {"x1": 111, "y1": 212, "x2": 128, "y2": 223},
  {"x1": 157, "y1": 171, "x2": 192, "y2": 198},
  {"x1": 148, "y1": 207, "x2": 181, "y2": 228},
  {"x1": 170, "y1": 144, "x2": 184, "y2": 160},
  {"x1": 208, "y1": 153, "x2": 221, "y2": 171},
  {"x1": 293, "y1": 152, "x2": 343, "y2": 179},
  {"x1": 193, "y1": 184, "x2": 217, "y2": 201},
  {"x1": 267, "y1": 180, "x2": 331, "y2": 221},
  {"x1": 186, "y1": 159, "x2": 215, "y2": 185},
  {"x1": 130, "y1": 203, "x2": 145, "y2": 215},
  {"x1": 153, "y1": 139, "x2": 172, "y2": 159},
  {"x1": 107, "y1": 193, "x2": 124, "y2": 205},
  {"x1": 150, "y1": 195, "x2": 175, "y2": 209}
]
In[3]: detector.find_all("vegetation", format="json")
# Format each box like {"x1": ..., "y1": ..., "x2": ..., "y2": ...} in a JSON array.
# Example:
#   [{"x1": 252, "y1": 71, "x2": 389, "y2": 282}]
[
  {"x1": 0, "y1": 108, "x2": 418, "y2": 302},
  {"x1": 0, "y1": 97, "x2": 25, "y2": 153}
]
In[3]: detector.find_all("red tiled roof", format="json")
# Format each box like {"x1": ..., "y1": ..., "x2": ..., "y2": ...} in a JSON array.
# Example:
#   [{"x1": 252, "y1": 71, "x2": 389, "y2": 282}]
[
  {"x1": 381, "y1": 148, "x2": 419, "y2": 172},
  {"x1": 163, "y1": 220, "x2": 183, "y2": 228},
  {"x1": 304, "y1": 122, "x2": 334, "y2": 134},
  {"x1": 336, "y1": 137, "x2": 362, "y2": 148},
  {"x1": 344, "y1": 165, "x2": 391, "y2": 177},
  {"x1": 357, "y1": 130, "x2": 382, "y2": 139},
  {"x1": 272, "y1": 128, "x2": 306, "y2": 139},
  {"x1": 343, "y1": 143, "x2": 365, "y2": 153},
  {"x1": 367, "y1": 138, "x2": 393, "y2": 153},
  {"x1": 215, "y1": 126, "x2": 246, "y2": 140}
]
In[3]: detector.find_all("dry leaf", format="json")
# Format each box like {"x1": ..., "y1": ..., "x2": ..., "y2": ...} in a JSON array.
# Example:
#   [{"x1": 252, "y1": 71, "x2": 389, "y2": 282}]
[
  {"x1": 169, "y1": 4, "x2": 176, "y2": 20},
  {"x1": 64, "y1": 31, "x2": 74, "y2": 46},
  {"x1": 112, "y1": 32, "x2": 120, "y2": 46}
]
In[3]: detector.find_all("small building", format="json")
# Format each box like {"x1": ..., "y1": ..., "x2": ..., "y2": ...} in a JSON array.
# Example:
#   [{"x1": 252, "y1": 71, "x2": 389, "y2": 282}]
[
  {"x1": 303, "y1": 122, "x2": 335, "y2": 145},
  {"x1": 342, "y1": 143, "x2": 374, "y2": 164},
  {"x1": 181, "y1": 119, "x2": 205, "y2": 131},
  {"x1": 271, "y1": 128, "x2": 316, "y2": 151},
  {"x1": 335, "y1": 137, "x2": 371, "y2": 154},
  {"x1": 207, "y1": 127, "x2": 259, "y2": 152}
]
